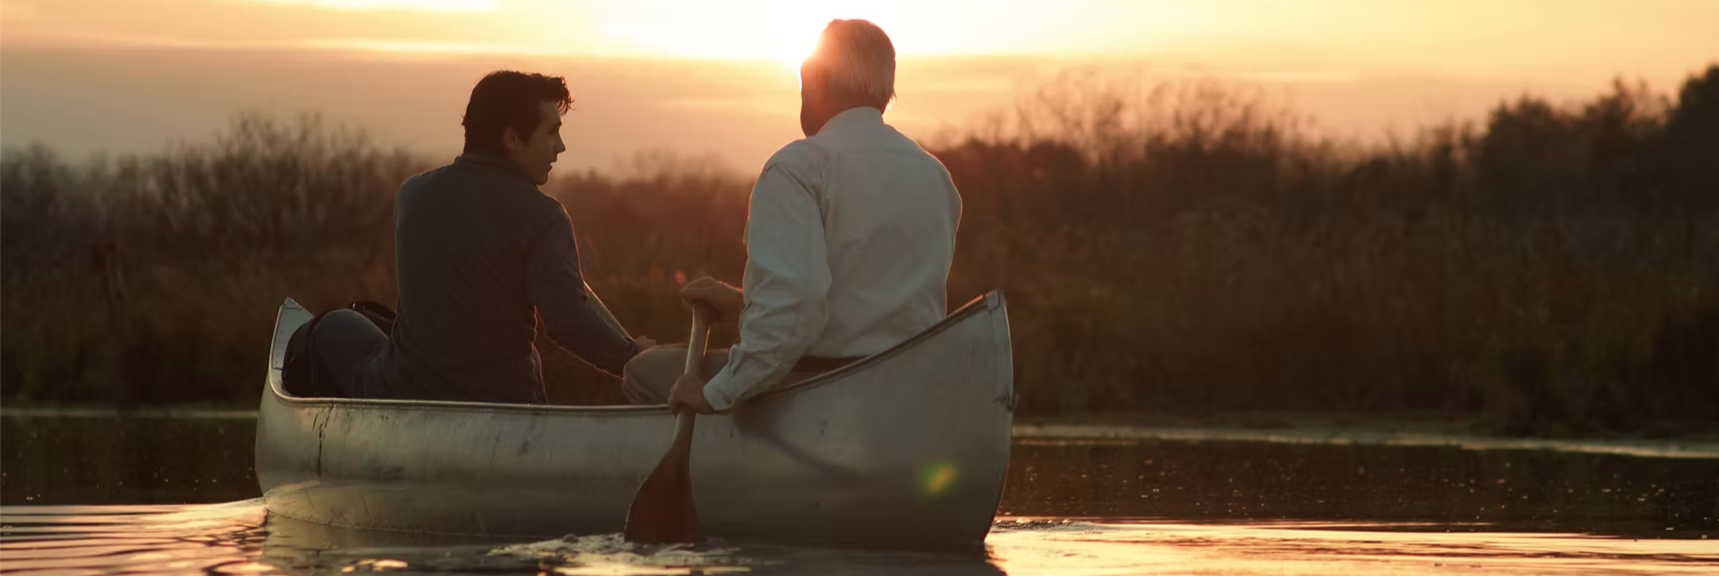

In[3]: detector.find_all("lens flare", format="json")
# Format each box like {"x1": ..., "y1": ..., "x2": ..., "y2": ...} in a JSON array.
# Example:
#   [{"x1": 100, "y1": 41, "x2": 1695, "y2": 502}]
[{"x1": 920, "y1": 461, "x2": 958, "y2": 497}]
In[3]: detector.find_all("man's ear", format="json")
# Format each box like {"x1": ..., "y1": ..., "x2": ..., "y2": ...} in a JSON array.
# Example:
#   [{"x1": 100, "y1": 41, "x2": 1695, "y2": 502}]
[
  {"x1": 800, "y1": 66, "x2": 825, "y2": 97},
  {"x1": 501, "y1": 125, "x2": 524, "y2": 153}
]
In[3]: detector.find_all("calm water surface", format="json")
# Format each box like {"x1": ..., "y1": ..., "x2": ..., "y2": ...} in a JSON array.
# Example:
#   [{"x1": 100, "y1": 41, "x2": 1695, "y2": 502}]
[{"x1": 3, "y1": 414, "x2": 1717, "y2": 574}]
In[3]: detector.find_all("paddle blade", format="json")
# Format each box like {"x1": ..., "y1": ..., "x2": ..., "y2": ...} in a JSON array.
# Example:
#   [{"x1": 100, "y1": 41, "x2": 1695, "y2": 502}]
[
  {"x1": 622, "y1": 432, "x2": 699, "y2": 543},
  {"x1": 623, "y1": 302, "x2": 711, "y2": 545}
]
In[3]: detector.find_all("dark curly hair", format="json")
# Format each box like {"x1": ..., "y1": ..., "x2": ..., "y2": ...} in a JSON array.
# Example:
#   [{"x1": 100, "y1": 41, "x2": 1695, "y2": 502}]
[{"x1": 462, "y1": 70, "x2": 573, "y2": 154}]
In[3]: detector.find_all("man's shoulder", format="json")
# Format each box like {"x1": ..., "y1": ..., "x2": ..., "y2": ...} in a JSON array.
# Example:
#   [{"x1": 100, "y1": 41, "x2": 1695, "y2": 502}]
[
  {"x1": 760, "y1": 138, "x2": 829, "y2": 176},
  {"x1": 398, "y1": 162, "x2": 485, "y2": 197},
  {"x1": 401, "y1": 161, "x2": 552, "y2": 198},
  {"x1": 397, "y1": 162, "x2": 563, "y2": 227},
  {"x1": 398, "y1": 164, "x2": 443, "y2": 190}
]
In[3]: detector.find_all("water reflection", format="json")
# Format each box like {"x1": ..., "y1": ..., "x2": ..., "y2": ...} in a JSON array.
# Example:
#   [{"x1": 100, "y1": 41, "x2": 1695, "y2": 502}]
[
  {"x1": 0, "y1": 501, "x2": 1008, "y2": 575},
  {"x1": 3, "y1": 503, "x2": 1716, "y2": 575},
  {"x1": 8, "y1": 415, "x2": 1718, "y2": 538},
  {"x1": 1001, "y1": 439, "x2": 1719, "y2": 537},
  {"x1": 3, "y1": 415, "x2": 1718, "y2": 574},
  {"x1": 3, "y1": 413, "x2": 256, "y2": 505},
  {"x1": 986, "y1": 519, "x2": 1719, "y2": 575},
  {"x1": 0, "y1": 501, "x2": 271, "y2": 574}
]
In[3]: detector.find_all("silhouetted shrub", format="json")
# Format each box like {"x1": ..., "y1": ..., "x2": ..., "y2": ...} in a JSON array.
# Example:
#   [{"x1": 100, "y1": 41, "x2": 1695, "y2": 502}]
[{"x1": 4, "y1": 66, "x2": 1716, "y2": 435}]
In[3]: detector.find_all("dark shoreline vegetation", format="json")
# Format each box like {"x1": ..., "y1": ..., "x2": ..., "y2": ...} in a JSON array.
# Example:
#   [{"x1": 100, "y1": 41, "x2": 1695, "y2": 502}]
[{"x1": 4, "y1": 66, "x2": 1717, "y2": 437}]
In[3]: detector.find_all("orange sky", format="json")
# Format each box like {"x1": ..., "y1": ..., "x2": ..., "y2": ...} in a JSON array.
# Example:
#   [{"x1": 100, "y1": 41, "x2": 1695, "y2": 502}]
[
  {"x1": 2, "y1": 0, "x2": 1716, "y2": 170},
  {"x1": 6, "y1": 0, "x2": 1715, "y2": 80}
]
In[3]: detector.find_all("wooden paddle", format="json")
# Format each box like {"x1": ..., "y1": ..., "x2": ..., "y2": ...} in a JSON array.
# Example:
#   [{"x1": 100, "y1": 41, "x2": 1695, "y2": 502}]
[
  {"x1": 583, "y1": 281, "x2": 630, "y2": 339},
  {"x1": 622, "y1": 300, "x2": 715, "y2": 544}
]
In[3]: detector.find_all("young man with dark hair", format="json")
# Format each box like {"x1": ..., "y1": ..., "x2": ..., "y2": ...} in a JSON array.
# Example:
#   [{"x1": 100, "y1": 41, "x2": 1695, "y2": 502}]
[{"x1": 310, "y1": 70, "x2": 653, "y2": 404}]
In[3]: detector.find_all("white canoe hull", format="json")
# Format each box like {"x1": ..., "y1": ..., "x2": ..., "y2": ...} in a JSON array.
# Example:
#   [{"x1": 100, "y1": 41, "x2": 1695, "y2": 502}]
[{"x1": 255, "y1": 292, "x2": 1016, "y2": 549}]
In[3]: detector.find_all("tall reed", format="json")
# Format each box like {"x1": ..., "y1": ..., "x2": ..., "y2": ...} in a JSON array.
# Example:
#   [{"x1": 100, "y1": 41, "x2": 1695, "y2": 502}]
[{"x1": 4, "y1": 67, "x2": 1716, "y2": 435}]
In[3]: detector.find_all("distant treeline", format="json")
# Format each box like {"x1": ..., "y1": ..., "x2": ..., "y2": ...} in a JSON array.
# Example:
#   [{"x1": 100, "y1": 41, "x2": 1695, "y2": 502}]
[{"x1": 4, "y1": 65, "x2": 1716, "y2": 436}]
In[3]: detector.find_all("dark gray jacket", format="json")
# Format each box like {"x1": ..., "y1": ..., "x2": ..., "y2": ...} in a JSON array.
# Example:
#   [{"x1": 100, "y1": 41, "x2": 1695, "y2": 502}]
[{"x1": 377, "y1": 151, "x2": 640, "y2": 403}]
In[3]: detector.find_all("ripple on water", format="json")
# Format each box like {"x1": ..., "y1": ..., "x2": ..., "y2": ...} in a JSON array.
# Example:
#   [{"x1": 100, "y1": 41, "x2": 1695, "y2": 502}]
[
  {"x1": 3, "y1": 504, "x2": 1717, "y2": 575},
  {"x1": 0, "y1": 500, "x2": 271, "y2": 575},
  {"x1": 490, "y1": 534, "x2": 764, "y2": 574},
  {"x1": 986, "y1": 518, "x2": 1719, "y2": 576}
]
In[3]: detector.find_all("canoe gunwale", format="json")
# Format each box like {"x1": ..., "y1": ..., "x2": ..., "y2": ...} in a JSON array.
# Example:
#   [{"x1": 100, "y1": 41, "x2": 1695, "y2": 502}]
[{"x1": 264, "y1": 291, "x2": 1008, "y2": 417}]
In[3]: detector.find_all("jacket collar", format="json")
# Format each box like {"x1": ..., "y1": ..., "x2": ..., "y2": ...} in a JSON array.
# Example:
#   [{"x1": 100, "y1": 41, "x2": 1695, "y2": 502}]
[{"x1": 454, "y1": 149, "x2": 535, "y2": 186}]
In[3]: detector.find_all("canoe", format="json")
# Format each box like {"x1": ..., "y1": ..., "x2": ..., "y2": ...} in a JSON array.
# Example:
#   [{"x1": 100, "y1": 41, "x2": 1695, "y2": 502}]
[{"x1": 254, "y1": 291, "x2": 1017, "y2": 549}]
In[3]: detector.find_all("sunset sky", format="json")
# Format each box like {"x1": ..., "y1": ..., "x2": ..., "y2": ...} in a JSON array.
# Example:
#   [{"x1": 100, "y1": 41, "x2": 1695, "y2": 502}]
[{"x1": 3, "y1": 0, "x2": 1716, "y2": 171}]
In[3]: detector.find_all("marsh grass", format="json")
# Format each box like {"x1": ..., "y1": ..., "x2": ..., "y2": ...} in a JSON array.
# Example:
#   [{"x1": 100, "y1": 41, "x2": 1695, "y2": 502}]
[{"x1": 4, "y1": 67, "x2": 1716, "y2": 435}]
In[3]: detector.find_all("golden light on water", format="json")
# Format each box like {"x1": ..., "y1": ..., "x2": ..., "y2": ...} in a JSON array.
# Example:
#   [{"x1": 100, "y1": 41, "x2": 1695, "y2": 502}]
[
  {"x1": 555, "y1": 566, "x2": 752, "y2": 575},
  {"x1": 9, "y1": 502, "x2": 1713, "y2": 574},
  {"x1": 341, "y1": 559, "x2": 410, "y2": 573}
]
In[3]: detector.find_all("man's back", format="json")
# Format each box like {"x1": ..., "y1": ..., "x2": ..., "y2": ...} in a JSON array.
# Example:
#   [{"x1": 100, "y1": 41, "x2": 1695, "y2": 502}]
[
  {"x1": 688, "y1": 106, "x2": 961, "y2": 411},
  {"x1": 301, "y1": 70, "x2": 641, "y2": 405},
  {"x1": 381, "y1": 152, "x2": 638, "y2": 403},
  {"x1": 785, "y1": 106, "x2": 961, "y2": 357},
  {"x1": 628, "y1": 20, "x2": 965, "y2": 414}
]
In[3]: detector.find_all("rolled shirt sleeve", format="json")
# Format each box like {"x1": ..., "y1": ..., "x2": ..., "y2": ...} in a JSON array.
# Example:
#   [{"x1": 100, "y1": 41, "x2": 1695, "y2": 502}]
[
  {"x1": 702, "y1": 163, "x2": 832, "y2": 410},
  {"x1": 527, "y1": 208, "x2": 642, "y2": 377}
]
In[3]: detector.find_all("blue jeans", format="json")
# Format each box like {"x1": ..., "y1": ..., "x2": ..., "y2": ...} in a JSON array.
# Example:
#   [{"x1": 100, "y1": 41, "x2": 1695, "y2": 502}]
[{"x1": 310, "y1": 309, "x2": 390, "y2": 398}]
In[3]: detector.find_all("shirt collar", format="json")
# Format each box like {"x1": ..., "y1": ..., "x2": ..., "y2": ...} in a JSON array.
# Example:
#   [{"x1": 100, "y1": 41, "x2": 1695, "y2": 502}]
[{"x1": 816, "y1": 106, "x2": 885, "y2": 137}]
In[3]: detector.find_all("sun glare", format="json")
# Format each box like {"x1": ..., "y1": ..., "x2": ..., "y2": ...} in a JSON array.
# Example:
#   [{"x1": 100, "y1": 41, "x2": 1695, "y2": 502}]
[
  {"x1": 592, "y1": 0, "x2": 999, "y2": 69},
  {"x1": 605, "y1": 13, "x2": 821, "y2": 70},
  {"x1": 246, "y1": 0, "x2": 500, "y2": 11}
]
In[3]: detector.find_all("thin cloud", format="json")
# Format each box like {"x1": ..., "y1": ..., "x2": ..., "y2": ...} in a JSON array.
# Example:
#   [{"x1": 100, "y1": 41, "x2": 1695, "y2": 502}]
[
  {"x1": 242, "y1": 0, "x2": 500, "y2": 12},
  {"x1": 295, "y1": 38, "x2": 574, "y2": 56},
  {"x1": 2, "y1": 30, "x2": 283, "y2": 50},
  {"x1": 0, "y1": 1, "x2": 40, "y2": 24},
  {"x1": 1, "y1": 30, "x2": 555, "y2": 57},
  {"x1": 659, "y1": 97, "x2": 797, "y2": 118}
]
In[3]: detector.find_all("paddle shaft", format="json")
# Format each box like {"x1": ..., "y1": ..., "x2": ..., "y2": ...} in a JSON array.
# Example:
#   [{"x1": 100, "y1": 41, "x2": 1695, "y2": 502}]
[
  {"x1": 669, "y1": 301, "x2": 714, "y2": 452},
  {"x1": 583, "y1": 280, "x2": 630, "y2": 338},
  {"x1": 622, "y1": 300, "x2": 714, "y2": 544}
]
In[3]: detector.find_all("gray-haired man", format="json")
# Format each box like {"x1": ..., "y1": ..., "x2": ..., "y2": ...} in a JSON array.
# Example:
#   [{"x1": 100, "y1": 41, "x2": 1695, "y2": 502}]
[{"x1": 622, "y1": 19, "x2": 964, "y2": 413}]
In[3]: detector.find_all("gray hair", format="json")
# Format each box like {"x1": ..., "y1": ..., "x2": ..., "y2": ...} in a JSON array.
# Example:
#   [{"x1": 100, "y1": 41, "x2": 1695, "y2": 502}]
[{"x1": 806, "y1": 19, "x2": 896, "y2": 106}]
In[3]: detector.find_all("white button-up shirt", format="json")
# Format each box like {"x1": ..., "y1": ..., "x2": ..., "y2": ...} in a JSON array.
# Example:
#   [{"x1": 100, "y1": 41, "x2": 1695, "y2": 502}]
[{"x1": 703, "y1": 106, "x2": 963, "y2": 410}]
